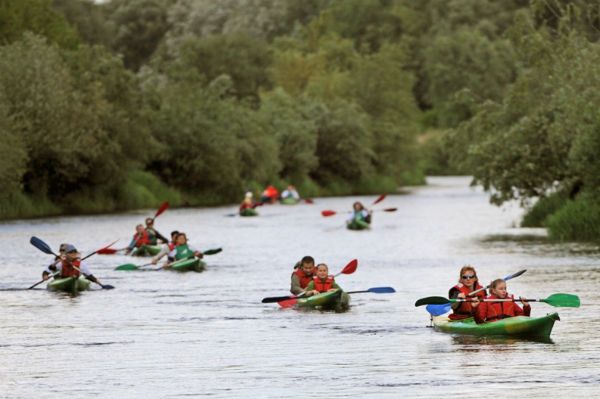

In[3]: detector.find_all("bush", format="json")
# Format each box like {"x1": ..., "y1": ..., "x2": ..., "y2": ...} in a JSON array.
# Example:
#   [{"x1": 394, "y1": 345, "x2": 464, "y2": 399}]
[
  {"x1": 521, "y1": 191, "x2": 568, "y2": 227},
  {"x1": 546, "y1": 194, "x2": 600, "y2": 241}
]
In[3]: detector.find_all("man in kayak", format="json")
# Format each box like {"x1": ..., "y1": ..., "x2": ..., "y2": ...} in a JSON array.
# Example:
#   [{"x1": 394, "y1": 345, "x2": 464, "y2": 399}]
[
  {"x1": 41, "y1": 243, "x2": 68, "y2": 281},
  {"x1": 145, "y1": 217, "x2": 168, "y2": 245},
  {"x1": 448, "y1": 265, "x2": 486, "y2": 320},
  {"x1": 347, "y1": 201, "x2": 372, "y2": 228},
  {"x1": 280, "y1": 185, "x2": 300, "y2": 202},
  {"x1": 290, "y1": 256, "x2": 316, "y2": 295},
  {"x1": 260, "y1": 185, "x2": 279, "y2": 204},
  {"x1": 125, "y1": 224, "x2": 150, "y2": 254},
  {"x1": 162, "y1": 232, "x2": 203, "y2": 268},
  {"x1": 472, "y1": 279, "x2": 530, "y2": 323},
  {"x1": 45, "y1": 244, "x2": 104, "y2": 285},
  {"x1": 303, "y1": 263, "x2": 342, "y2": 296}
]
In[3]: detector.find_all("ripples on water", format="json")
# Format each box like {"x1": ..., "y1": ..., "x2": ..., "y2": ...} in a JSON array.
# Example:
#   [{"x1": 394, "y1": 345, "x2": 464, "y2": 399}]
[{"x1": 1, "y1": 177, "x2": 599, "y2": 398}]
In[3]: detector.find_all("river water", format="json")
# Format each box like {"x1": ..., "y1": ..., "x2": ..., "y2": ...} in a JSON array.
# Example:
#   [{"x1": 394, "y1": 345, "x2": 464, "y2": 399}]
[{"x1": 0, "y1": 176, "x2": 598, "y2": 398}]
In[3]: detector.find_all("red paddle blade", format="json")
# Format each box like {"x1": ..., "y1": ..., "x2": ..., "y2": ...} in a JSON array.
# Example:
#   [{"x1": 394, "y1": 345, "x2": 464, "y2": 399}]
[
  {"x1": 97, "y1": 248, "x2": 117, "y2": 255},
  {"x1": 383, "y1": 207, "x2": 397, "y2": 212},
  {"x1": 340, "y1": 259, "x2": 358, "y2": 275},
  {"x1": 372, "y1": 194, "x2": 386, "y2": 205},
  {"x1": 278, "y1": 298, "x2": 298, "y2": 308},
  {"x1": 321, "y1": 210, "x2": 336, "y2": 217},
  {"x1": 154, "y1": 201, "x2": 169, "y2": 218},
  {"x1": 303, "y1": 198, "x2": 314, "y2": 204}
]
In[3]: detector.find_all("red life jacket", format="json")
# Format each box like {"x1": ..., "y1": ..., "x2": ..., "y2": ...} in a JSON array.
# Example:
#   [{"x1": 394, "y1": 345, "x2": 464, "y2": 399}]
[
  {"x1": 312, "y1": 275, "x2": 335, "y2": 293},
  {"x1": 293, "y1": 269, "x2": 313, "y2": 289},
  {"x1": 133, "y1": 230, "x2": 150, "y2": 247},
  {"x1": 448, "y1": 283, "x2": 486, "y2": 319},
  {"x1": 168, "y1": 242, "x2": 176, "y2": 251},
  {"x1": 61, "y1": 259, "x2": 81, "y2": 278},
  {"x1": 475, "y1": 294, "x2": 531, "y2": 324}
]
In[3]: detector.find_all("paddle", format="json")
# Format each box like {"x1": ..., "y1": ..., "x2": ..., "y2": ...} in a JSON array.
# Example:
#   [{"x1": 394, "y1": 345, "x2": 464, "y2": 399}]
[
  {"x1": 321, "y1": 208, "x2": 397, "y2": 217},
  {"x1": 29, "y1": 236, "x2": 114, "y2": 289},
  {"x1": 425, "y1": 269, "x2": 528, "y2": 316},
  {"x1": 415, "y1": 293, "x2": 580, "y2": 308},
  {"x1": 261, "y1": 259, "x2": 358, "y2": 303},
  {"x1": 152, "y1": 201, "x2": 169, "y2": 221},
  {"x1": 115, "y1": 247, "x2": 223, "y2": 270},
  {"x1": 98, "y1": 247, "x2": 129, "y2": 255}
]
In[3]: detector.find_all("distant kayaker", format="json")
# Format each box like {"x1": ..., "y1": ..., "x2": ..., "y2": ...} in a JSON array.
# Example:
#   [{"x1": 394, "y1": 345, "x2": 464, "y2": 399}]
[
  {"x1": 290, "y1": 255, "x2": 316, "y2": 295},
  {"x1": 448, "y1": 265, "x2": 486, "y2": 320},
  {"x1": 125, "y1": 224, "x2": 150, "y2": 254},
  {"x1": 260, "y1": 185, "x2": 279, "y2": 204},
  {"x1": 304, "y1": 263, "x2": 342, "y2": 296},
  {"x1": 163, "y1": 233, "x2": 203, "y2": 269},
  {"x1": 280, "y1": 185, "x2": 300, "y2": 202},
  {"x1": 46, "y1": 244, "x2": 104, "y2": 285},
  {"x1": 472, "y1": 279, "x2": 530, "y2": 324},
  {"x1": 151, "y1": 230, "x2": 179, "y2": 265},
  {"x1": 239, "y1": 192, "x2": 258, "y2": 215},
  {"x1": 347, "y1": 201, "x2": 372, "y2": 227},
  {"x1": 41, "y1": 243, "x2": 68, "y2": 280},
  {"x1": 145, "y1": 217, "x2": 168, "y2": 245}
]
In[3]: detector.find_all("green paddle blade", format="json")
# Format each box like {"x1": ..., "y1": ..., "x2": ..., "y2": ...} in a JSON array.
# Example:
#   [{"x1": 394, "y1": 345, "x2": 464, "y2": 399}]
[
  {"x1": 115, "y1": 264, "x2": 139, "y2": 271},
  {"x1": 541, "y1": 293, "x2": 581, "y2": 308},
  {"x1": 414, "y1": 296, "x2": 450, "y2": 307},
  {"x1": 203, "y1": 248, "x2": 222, "y2": 255}
]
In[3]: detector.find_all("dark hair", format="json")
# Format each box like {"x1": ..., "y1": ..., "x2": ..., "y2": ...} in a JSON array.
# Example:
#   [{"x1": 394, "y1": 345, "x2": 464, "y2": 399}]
[
  {"x1": 170, "y1": 230, "x2": 179, "y2": 237},
  {"x1": 301, "y1": 256, "x2": 315, "y2": 265}
]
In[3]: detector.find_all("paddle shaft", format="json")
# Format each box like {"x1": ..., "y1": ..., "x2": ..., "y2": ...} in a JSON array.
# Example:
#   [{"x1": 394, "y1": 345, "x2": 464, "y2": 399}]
[{"x1": 468, "y1": 269, "x2": 527, "y2": 297}]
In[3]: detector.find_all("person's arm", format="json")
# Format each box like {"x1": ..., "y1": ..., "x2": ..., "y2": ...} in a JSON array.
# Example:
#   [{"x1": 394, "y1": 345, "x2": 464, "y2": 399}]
[
  {"x1": 304, "y1": 281, "x2": 317, "y2": 296},
  {"x1": 290, "y1": 274, "x2": 303, "y2": 295},
  {"x1": 154, "y1": 229, "x2": 168, "y2": 243},
  {"x1": 515, "y1": 297, "x2": 531, "y2": 316},
  {"x1": 151, "y1": 245, "x2": 170, "y2": 264},
  {"x1": 473, "y1": 299, "x2": 485, "y2": 324},
  {"x1": 127, "y1": 236, "x2": 137, "y2": 250},
  {"x1": 449, "y1": 287, "x2": 462, "y2": 310},
  {"x1": 330, "y1": 281, "x2": 342, "y2": 291}
]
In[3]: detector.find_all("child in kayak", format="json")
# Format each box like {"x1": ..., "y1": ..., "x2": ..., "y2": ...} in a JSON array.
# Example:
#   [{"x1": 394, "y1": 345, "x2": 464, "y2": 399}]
[
  {"x1": 41, "y1": 243, "x2": 68, "y2": 280},
  {"x1": 280, "y1": 185, "x2": 300, "y2": 202},
  {"x1": 304, "y1": 263, "x2": 342, "y2": 296},
  {"x1": 145, "y1": 217, "x2": 168, "y2": 245},
  {"x1": 49, "y1": 244, "x2": 104, "y2": 285},
  {"x1": 125, "y1": 224, "x2": 150, "y2": 254},
  {"x1": 163, "y1": 233, "x2": 203, "y2": 269},
  {"x1": 151, "y1": 230, "x2": 179, "y2": 265},
  {"x1": 347, "y1": 202, "x2": 372, "y2": 228},
  {"x1": 239, "y1": 192, "x2": 258, "y2": 215},
  {"x1": 290, "y1": 256, "x2": 316, "y2": 295},
  {"x1": 472, "y1": 279, "x2": 530, "y2": 324},
  {"x1": 448, "y1": 265, "x2": 486, "y2": 320}
]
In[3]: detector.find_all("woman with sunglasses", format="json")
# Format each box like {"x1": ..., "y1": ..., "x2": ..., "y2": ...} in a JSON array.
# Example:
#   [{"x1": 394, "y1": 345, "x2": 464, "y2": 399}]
[{"x1": 448, "y1": 265, "x2": 486, "y2": 320}]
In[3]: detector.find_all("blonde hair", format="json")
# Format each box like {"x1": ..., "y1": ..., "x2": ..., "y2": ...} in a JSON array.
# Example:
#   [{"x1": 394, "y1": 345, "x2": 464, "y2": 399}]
[{"x1": 458, "y1": 265, "x2": 478, "y2": 284}]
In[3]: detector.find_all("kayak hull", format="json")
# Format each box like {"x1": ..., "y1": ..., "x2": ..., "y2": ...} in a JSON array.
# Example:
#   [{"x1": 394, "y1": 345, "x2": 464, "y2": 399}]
[
  {"x1": 347, "y1": 219, "x2": 370, "y2": 230},
  {"x1": 132, "y1": 244, "x2": 162, "y2": 256},
  {"x1": 240, "y1": 208, "x2": 258, "y2": 217},
  {"x1": 280, "y1": 197, "x2": 299, "y2": 205},
  {"x1": 47, "y1": 276, "x2": 91, "y2": 294},
  {"x1": 296, "y1": 289, "x2": 350, "y2": 312},
  {"x1": 169, "y1": 258, "x2": 206, "y2": 272},
  {"x1": 432, "y1": 312, "x2": 560, "y2": 340}
]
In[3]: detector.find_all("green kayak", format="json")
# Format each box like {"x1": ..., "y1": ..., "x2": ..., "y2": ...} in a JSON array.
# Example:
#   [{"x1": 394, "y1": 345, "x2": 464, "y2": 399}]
[
  {"x1": 280, "y1": 197, "x2": 299, "y2": 205},
  {"x1": 346, "y1": 219, "x2": 370, "y2": 230},
  {"x1": 132, "y1": 244, "x2": 162, "y2": 257},
  {"x1": 240, "y1": 208, "x2": 258, "y2": 217},
  {"x1": 296, "y1": 289, "x2": 350, "y2": 312},
  {"x1": 47, "y1": 276, "x2": 91, "y2": 294},
  {"x1": 432, "y1": 312, "x2": 560, "y2": 340},
  {"x1": 168, "y1": 257, "x2": 206, "y2": 272}
]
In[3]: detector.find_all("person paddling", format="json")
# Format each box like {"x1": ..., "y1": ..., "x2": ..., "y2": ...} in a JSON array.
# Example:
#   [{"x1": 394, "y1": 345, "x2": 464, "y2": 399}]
[
  {"x1": 125, "y1": 224, "x2": 150, "y2": 254},
  {"x1": 472, "y1": 279, "x2": 530, "y2": 324},
  {"x1": 347, "y1": 201, "x2": 372, "y2": 228},
  {"x1": 239, "y1": 192, "x2": 258, "y2": 215},
  {"x1": 260, "y1": 185, "x2": 279, "y2": 204},
  {"x1": 290, "y1": 256, "x2": 316, "y2": 295},
  {"x1": 41, "y1": 243, "x2": 68, "y2": 281},
  {"x1": 151, "y1": 230, "x2": 179, "y2": 264},
  {"x1": 280, "y1": 185, "x2": 300, "y2": 202},
  {"x1": 162, "y1": 233, "x2": 203, "y2": 269},
  {"x1": 304, "y1": 263, "x2": 343, "y2": 296},
  {"x1": 145, "y1": 217, "x2": 168, "y2": 245},
  {"x1": 45, "y1": 244, "x2": 104, "y2": 286},
  {"x1": 448, "y1": 265, "x2": 486, "y2": 320}
]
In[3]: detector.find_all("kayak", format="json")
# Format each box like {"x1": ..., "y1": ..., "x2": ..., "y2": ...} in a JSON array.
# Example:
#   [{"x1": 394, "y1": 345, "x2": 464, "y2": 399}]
[
  {"x1": 240, "y1": 208, "x2": 258, "y2": 217},
  {"x1": 347, "y1": 219, "x2": 370, "y2": 230},
  {"x1": 169, "y1": 257, "x2": 206, "y2": 272},
  {"x1": 47, "y1": 276, "x2": 91, "y2": 294},
  {"x1": 432, "y1": 312, "x2": 560, "y2": 340},
  {"x1": 280, "y1": 197, "x2": 299, "y2": 205},
  {"x1": 132, "y1": 244, "x2": 162, "y2": 257},
  {"x1": 296, "y1": 289, "x2": 350, "y2": 312}
]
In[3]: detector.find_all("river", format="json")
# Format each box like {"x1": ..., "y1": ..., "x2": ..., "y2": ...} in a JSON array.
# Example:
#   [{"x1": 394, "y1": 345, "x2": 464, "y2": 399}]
[{"x1": 0, "y1": 176, "x2": 598, "y2": 398}]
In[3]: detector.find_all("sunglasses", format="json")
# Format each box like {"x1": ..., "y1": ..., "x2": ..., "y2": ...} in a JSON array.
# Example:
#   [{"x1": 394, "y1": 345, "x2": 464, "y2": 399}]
[{"x1": 461, "y1": 275, "x2": 476, "y2": 279}]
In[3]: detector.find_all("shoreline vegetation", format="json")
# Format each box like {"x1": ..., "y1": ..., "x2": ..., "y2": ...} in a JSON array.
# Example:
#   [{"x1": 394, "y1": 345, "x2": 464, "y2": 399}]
[{"x1": 1, "y1": 1, "x2": 599, "y2": 241}]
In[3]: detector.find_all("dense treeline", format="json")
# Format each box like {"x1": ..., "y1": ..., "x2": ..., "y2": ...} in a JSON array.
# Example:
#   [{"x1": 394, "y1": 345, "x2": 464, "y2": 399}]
[{"x1": 1, "y1": 0, "x2": 599, "y2": 242}]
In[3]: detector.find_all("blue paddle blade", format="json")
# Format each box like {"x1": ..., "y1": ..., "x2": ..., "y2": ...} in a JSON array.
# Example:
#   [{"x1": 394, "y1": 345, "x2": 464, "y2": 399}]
[
  {"x1": 426, "y1": 304, "x2": 451, "y2": 316},
  {"x1": 30, "y1": 236, "x2": 54, "y2": 255},
  {"x1": 368, "y1": 287, "x2": 396, "y2": 293}
]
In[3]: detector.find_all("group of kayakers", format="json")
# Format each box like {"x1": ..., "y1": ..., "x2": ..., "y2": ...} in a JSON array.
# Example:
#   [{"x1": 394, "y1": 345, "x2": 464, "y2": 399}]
[
  {"x1": 448, "y1": 265, "x2": 530, "y2": 324},
  {"x1": 125, "y1": 217, "x2": 168, "y2": 254},
  {"x1": 239, "y1": 185, "x2": 302, "y2": 215}
]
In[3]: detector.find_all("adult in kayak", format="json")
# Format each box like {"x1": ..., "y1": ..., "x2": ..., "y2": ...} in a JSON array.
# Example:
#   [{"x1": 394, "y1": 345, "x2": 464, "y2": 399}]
[
  {"x1": 125, "y1": 224, "x2": 151, "y2": 255},
  {"x1": 239, "y1": 192, "x2": 258, "y2": 216},
  {"x1": 347, "y1": 201, "x2": 372, "y2": 229},
  {"x1": 145, "y1": 217, "x2": 168, "y2": 245},
  {"x1": 472, "y1": 279, "x2": 530, "y2": 324},
  {"x1": 41, "y1": 243, "x2": 68, "y2": 280},
  {"x1": 280, "y1": 185, "x2": 300, "y2": 204},
  {"x1": 448, "y1": 265, "x2": 486, "y2": 320},
  {"x1": 304, "y1": 263, "x2": 343, "y2": 296},
  {"x1": 260, "y1": 185, "x2": 279, "y2": 204},
  {"x1": 151, "y1": 230, "x2": 179, "y2": 265},
  {"x1": 162, "y1": 232, "x2": 203, "y2": 269},
  {"x1": 43, "y1": 244, "x2": 104, "y2": 285},
  {"x1": 290, "y1": 256, "x2": 316, "y2": 295}
]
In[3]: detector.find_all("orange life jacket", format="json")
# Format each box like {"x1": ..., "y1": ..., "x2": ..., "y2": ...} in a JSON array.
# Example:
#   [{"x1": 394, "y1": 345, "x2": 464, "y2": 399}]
[
  {"x1": 475, "y1": 294, "x2": 531, "y2": 323},
  {"x1": 61, "y1": 259, "x2": 81, "y2": 278},
  {"x1": 449, "y1": 283, "x2": 486, "y2": 319},
  {"x1": 313, "y1": 275, "x2": 335, "y2": 293},
  {"x1": 293, "y1": 269, "x2": 313, "y2": 289},
  {"x1": 133, "y1": 230, "x2": 150, "y2": 247}
]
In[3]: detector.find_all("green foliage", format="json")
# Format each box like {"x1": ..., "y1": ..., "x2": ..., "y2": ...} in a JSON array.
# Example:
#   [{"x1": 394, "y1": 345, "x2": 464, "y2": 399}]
[
  {"x1": 546, "y1": 194, "x2": 600, "y2": 241},
  {"x1": 521, "y1": 191, "x2": 569, "y2": 227}
]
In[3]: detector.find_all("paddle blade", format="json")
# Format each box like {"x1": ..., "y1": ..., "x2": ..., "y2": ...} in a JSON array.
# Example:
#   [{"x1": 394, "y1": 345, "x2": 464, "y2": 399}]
[
  {"x1": 98, "y1": 248, "x2": 118, "y2": 255},
  {"x1": 372, "y1": 194, "x2": 386, "y2": 205},
  {"x1": 30, "y1": 236, "x2": 54, "y2": 255},
  {"x1": 262, "y1": 295, "x2": 294, "y2": 303},
  {"x1": 321, "y1": 210, "x2": 336, "y2": 217},
  {"x1": 426, "y1": 304, "x2": 452, "y2": 316},
  {"x1": 154, "y1": 201, "x2": 169, "y2": 218},
  {"x1": 101, "y1": 284, "x2": 115, "y2": 290},
  {"x1": 203, "y1": 248, "x2": 222, "y2": 255},
  {"x1": 504, "y1": 269, "x2": 527, "y2": 281},
  {"x1": 303, "y1": 198, "x2": 314, "y2": 204},
  {"x1": 340, "y1": 259, "x2": 358, "y2": 275},
  {"x1": 368, "y1": 286, "x2": 395, "y2": 294},
  {"x1": 415, "y1": 296, "x2": 450, "y2": 307},
  {"x1": 278, "y1": 298, "x2": 297, "y2": 308},
  {"x1": 383, "y1": 208, "x2": 397, "y2": 212},
  {"x1": 114, "y1": 264, "x2": 139, "y2": 271},
  {"x1": 542, "y1": 293, "x2": 581, "y2": 308}
]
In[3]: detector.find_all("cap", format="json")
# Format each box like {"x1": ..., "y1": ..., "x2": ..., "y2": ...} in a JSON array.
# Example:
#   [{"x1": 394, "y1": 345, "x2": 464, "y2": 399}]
[
  {"x1": 245, "y1": 191, "x2": 253, "y2": 198},
  {"x1": 63, "y1": 244, "x2": 77, "y2": 253}
]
